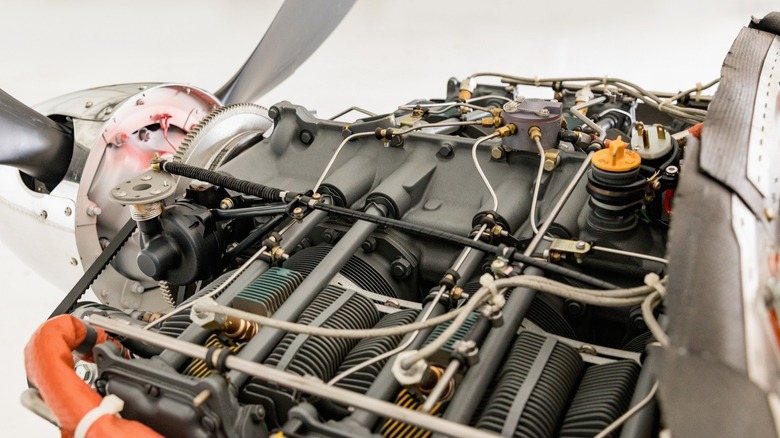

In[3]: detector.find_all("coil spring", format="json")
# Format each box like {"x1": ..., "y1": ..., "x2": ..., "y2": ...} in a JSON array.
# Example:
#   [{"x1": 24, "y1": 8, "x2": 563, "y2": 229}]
[
  {"x1": 182, "y1": 334, "x2": 244, "y2": 378},
  {"x1": 380, "y1": 389, "x2": 443, "y2": 438},
  {"x1": 334, "y1": 309, "x2": 420, "y2": 394},
  {"x1": 475, "y1": 331, "x2": 583, "y2": 438},
  {"x1": 264, "y1": 285, "x2": 381, "y2": 382},
  {"x1": 159, "y1": 281, "x2": 176, "y2": 308}
]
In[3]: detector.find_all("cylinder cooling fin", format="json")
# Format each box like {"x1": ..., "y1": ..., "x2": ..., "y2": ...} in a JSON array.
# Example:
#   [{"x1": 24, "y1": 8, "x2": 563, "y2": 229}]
[
  {"x1": 474, "y1": 331, "x2": 584, "y2": 437},
  {"x1": 284, "y1": 244, "x2": 400, "y2": 298}
]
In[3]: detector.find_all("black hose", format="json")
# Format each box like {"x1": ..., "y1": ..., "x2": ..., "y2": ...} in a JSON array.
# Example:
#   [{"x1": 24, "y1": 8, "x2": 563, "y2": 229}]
[
  {"x1": 161, "y1": 160, "x2": 297, "y2": 201},
  {"x1": 211, "y1": 204, "x2": 290, "y2": 220}
]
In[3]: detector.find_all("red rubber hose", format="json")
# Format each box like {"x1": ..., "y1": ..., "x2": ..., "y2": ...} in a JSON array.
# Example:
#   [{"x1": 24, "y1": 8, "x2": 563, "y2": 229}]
[{"x1": 24, "y1": 315, "x2": 162, "y2": 438}]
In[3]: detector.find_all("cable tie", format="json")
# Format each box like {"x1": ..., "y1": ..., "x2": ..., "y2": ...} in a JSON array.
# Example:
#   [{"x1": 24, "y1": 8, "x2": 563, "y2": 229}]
[
  {"x1": 534, "y1": 76, "x2": 540, "y2": 87},
  {"x1": 695, "y1": 82, "x2": 702, "y2": 101},
  {"x1": 603, "y1": 75, "x2": 608, "y2": 88},
  {"x1": 74, "y1": 394, "x2": 124, "y2": 438},
  {"x1": 644, "y1": 273, "x2": 667, "y2": 298}
]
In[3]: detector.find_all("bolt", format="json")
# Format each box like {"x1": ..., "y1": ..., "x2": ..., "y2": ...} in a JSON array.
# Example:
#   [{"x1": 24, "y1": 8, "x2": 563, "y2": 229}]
[
  {"x1": 438, "y1": 143, "x2": 454, "y2": 158},
  {"x1": 145, "y1": 385, "x2": 160, "y2": 397},
  {"x1": 292, "y1": 206, "x2": 304, "y2": 219},
  {"x1": 565, "y1": 299, "x2": 584, "y2": 317},
  {"x1": 113, "y1": 133, "x2": 127, "y2": 146},
  {"x1": 105, "y1": 107, "x2": 113, "y2": 115},
  {"x1": 136, "y1": 98, "x2": 144, "y2": 106},
  {"x1": 491, "y1": 259, "x2": 507, "y2": 271},
  {"x1": 299, "y1": 130, "x2": 314, "y2": 145},
  {"x1": 579, "y1": 344, "x2": 598, "y2": 355},
  {"x1": 74, "y1": 362, "x2": 94, "y2": 383},
  {"x1": 114, "y1": 190, "x2": 127, "y2": 198},
  {"x1": 138, "y1": 127, "x2": 151, "y2": 142},
  {"x1": 84, "y1": 101, "x2": 93, "y2": 108},
  {"x1": 249, "y1": 405, "x2": 265, "y2": 423},
  {"x1": 99, "y1": 238, "x2": 110, "y2": 249},
  {"x1": 150, "y1": 189, "x2": 162, "y2": 195},
  {"x1": 70, "y1": 258, "x2": 78, "y2": 266},
  {"x1": 131, "y1": 282, "x2": 145, "y2": 294},
  {"x1": 322, "y1": 228, "x2": 340, "y2": 244},
  {"x1": 361, "y1": 237, "x2": 377, "y2": 253},
  {"x1": 575, "y1": 240, "x2": 586, "y2": 250},
  {"x1": 141, "y1": 175, "x2": 152, "y2": 181},
  {"x1": 391, "y1": 258, "x2": 412, "y2": 279},
  {"x1": 491, "y1": 146, "x2": 505, "y2": 160},
  {"x1": 39, "y1": 210, "x2": 48, "y2": 220},
  {"x1": 268, "y1": 107, "x2": 280, "y2": 119},
  {"x1": 220, "y1": 198, "x2": 234, "y2": 210},
  {"x1": 64, "y1": 207, "x2": 72, "y2": 217}
]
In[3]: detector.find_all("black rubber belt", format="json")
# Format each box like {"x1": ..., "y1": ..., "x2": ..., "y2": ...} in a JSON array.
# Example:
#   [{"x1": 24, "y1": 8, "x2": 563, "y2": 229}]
[
  {"x1": 501, "y1": 336, "x2": 558, "y2": 437},
  {"x1": 49, "y1": 218, "x2": 137, "y2": 318},
  {"x1": 275, "y1": 289, "x2": 356, "y2": 371}
]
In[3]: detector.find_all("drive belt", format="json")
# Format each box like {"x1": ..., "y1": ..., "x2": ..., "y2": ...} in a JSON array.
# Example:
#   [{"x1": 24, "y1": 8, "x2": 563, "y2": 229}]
[{"x1": 49, "y1": 219, "x2": 137, "y2": 318}]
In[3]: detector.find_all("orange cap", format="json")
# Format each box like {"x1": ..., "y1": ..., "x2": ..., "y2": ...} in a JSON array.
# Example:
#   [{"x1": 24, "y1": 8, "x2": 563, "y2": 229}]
[{"x1": 591, "y1": 136, "x2": 641, "y2": 172}]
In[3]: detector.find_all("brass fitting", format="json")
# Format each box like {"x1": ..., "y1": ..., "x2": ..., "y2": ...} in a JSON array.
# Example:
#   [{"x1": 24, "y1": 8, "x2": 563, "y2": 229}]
[
  {"x1": 458, "y1": 78, "x2": 473, "y2": 101},
  {"x1": 221, "y1": 315, "x2": 260, "y2": 340},
  {"x1": 495, "y1": 123, "x2": 517, "y2": 138},
  {"x1": 490, "y1": 107, "x2": 503, "y2": 117},
  {"x1": 481, "y1": 116, "x2": 502, "y2": 128},
  {"x1": 543, "y1": 149, "x2": 560, "y2": 171},
  {"x1": 151, "y1": 153, "x2": 162, "y2": 171},
  {"x1": 528, "y1": 125, "x2": 542, "y2": 142}
]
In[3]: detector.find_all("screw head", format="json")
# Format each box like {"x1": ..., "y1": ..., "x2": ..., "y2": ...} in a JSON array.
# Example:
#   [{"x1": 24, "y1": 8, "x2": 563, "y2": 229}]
[
  {"x1": 64, "y1": 207, "x2": 72, "y2": 217},
  {"x1": 84, "y1": 101, "x2": 93, "y2": 108},
  {"x1": 70, "y1": 258, "x2": 78, "y2": 266},
  {"x1": 39, "y1": 210, "x2": 48, "y2": 220},
  {"x1": 575, "y1": 240, "x2": 586, "y2": 250}
]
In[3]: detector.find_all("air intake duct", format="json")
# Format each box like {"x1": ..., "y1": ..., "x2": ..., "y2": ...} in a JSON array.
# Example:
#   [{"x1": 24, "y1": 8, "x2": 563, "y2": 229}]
[{"x1": 0, "y1": 88, "x2": 73, "y2": 186}]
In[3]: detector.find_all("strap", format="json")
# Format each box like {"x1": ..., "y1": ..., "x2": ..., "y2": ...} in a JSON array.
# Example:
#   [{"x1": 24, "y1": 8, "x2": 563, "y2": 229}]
[{"x1": 74, "y1": 394, "x2": 124, "y2": 438}]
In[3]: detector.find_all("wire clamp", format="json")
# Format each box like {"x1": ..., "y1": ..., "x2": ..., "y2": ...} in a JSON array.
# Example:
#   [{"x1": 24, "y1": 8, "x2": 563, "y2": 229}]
[{"x1": 74, "y1": 394, "x2": 125, "y2": 438}]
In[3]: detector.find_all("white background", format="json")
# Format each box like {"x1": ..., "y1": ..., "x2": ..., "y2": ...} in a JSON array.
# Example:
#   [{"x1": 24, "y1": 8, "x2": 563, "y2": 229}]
[{"x1": 0, "y1": 0, "x2": 774, "y2": 435}]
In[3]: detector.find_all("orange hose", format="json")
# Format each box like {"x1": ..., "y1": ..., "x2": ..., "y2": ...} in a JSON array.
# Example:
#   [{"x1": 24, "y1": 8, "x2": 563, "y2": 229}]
[
  {"x1": 24, "y1": 315, "x2": 162, "y2": 438},
  {"x1": 688, "y1": 122, "x2": 703, "y2": 139}
]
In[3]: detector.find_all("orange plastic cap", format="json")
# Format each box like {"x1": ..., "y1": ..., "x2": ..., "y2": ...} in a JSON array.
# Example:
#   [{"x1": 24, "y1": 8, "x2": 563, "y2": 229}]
[{"x1": 591, "y1": 136, "x2": 641, "y2": 172}]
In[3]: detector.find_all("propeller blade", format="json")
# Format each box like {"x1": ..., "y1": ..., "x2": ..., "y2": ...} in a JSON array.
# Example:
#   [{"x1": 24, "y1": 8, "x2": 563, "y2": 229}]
[
  {"x1": 0, "y1": 88, "x2": 72, "y2": 186},
  {"x1": 215, "y1": 0, "x2": 356, "y2": 104}
]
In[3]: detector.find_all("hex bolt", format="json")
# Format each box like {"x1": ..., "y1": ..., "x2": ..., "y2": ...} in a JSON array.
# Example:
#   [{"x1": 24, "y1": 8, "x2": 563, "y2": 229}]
[
  {"x1": 438, "y1": 143, "x2": 454, "y2": 158},
  {"x1": 220, "y1": 198, "x2": 235, "y2": 210},
  {"x1": 490, "y1": 146, "x2": 505, "y2": 160},
  {"x1": 322, "y1": 228, "x2": 340, "y2": 244},
  {"x1": 361, "y1": 237, "x2": 377, "y2": 253},
  {"x1": 391, "y1": 257, "x2": 412, "y2": 279},
  {"x1": 299, "y1": 130, "x2": 314, "y2": 145}
]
